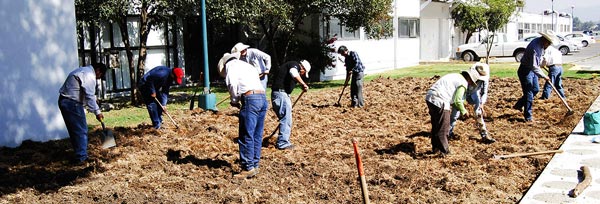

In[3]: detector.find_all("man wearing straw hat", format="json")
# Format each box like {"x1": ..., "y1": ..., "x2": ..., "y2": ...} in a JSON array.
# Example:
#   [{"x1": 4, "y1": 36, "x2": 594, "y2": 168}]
[
  {"x1": 513, "y1": 30, "x2": 556, "y2": 122},
  {"x1": 218, "y1": 52, "x2": 268, "y2": 179},
  {"x1": 425, "y1": 69, "x2": 482, "y2": 155}
]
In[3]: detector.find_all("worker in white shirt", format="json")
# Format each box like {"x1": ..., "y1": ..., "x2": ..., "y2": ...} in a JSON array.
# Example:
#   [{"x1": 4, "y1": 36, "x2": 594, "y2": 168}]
[
  {"x1": 218, "y1": 52, "x2": 268, "y2": 179},
  {"x1": 540, "y1": 46, "x2": 565, "y2": 99}
]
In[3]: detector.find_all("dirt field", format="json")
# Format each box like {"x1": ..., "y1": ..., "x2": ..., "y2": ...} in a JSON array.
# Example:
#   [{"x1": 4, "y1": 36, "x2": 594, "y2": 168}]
[{"x1": 1, "y1": 76, "x2": 598, "y2": 203}]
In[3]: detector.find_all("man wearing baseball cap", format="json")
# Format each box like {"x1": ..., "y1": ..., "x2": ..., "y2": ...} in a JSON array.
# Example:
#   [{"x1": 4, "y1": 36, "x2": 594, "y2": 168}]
[
  {"x1": 269, "y1": 60, "x2": 310, "y2": 150},
  {"x1": 231, "y1": 42, "x2": 272, "y2": 89},
  {"x1": 138, "y1": 66, "x2": 184, "y2": 129}
]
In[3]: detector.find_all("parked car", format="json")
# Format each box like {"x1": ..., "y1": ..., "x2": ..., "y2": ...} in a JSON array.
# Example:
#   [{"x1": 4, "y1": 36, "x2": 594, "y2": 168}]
[
  {"x1": 522, "y1": 35, "x2": 578, "y2": 55},
  {"x1": 564, "y1": 33, "x2": 595, "y2": 47},
  {"x1": 456, "y1": 33, "x2": 529, "y2": 62},
  {"x1": 557, "y1": 34, "x2": 584, "y2": 51}
]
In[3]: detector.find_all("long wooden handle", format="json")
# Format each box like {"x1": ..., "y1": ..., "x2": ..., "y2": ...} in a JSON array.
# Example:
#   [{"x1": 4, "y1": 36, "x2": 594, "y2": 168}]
[
  {"x1": 216, "y1": 96, "x2": 231, "y2": 106},
  {"x1": 495, "y1": 149, "x2": 563, "y2": 159},
  {"x1": 546, "y1": 78, "x2": 573, "y2": 112},
  {"x1": 337, "y1": 85, "x2": 347, "y2": 104},
  {"x1": 154, "y1": 97, "x2": 179, "y2": 129},
  {"x1": 264, "y1": 91, "x2": 305, "y2": 140},
  {"x1": 352, "y1": 138, "x2": 370, "y2": 204}
]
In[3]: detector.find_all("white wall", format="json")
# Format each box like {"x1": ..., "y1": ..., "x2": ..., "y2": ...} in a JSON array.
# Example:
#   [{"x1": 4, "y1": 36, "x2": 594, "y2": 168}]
[
  {"x1": 420, "y1": 2, "x2": 453, "y2": 61},
  {"x1": 0, "y1": 0, "x2": 78, "y2": 147},
  {"x1": 320, "y1": 0, "x2": 421, "y2": 81}
]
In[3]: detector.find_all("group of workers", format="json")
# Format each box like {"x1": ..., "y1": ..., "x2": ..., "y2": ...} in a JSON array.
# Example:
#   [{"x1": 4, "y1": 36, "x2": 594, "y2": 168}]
[
  {"x1": 426, "y1": 30, "x2": 566, "y2": 156},
  {"x1": 58, "y1": 30, "x2": 565, "y2": 172}
]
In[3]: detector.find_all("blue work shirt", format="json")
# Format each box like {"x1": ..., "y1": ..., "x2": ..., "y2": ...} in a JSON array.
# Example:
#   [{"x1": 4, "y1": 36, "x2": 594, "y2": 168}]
[
  {"x1": 138, "y1": 66, "x2": 174, "y2": 105},
  {"x1": 518, "y1": 37, "x2": 548, "y2": 78},
  {"x1": 59, "y1": 65, "x2": 101, "y2": 115},
  {"x1": 344, "y1": 51, "x2": 365, "y2": 73}
]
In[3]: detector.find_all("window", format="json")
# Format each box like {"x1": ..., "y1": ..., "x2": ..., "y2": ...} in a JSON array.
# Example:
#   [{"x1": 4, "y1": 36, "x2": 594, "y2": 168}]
[
  {"x1": 324, "y1": 17, "x2": 359, "y2": 40},
  {"x1": 398, "y1": 18, "x2": 419, "y2": 38}
]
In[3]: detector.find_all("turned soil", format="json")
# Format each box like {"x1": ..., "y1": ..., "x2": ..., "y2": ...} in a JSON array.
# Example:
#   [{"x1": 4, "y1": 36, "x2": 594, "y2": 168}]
[{"x1": 1, "y1": 76, "x2": 599, "y2": 203}]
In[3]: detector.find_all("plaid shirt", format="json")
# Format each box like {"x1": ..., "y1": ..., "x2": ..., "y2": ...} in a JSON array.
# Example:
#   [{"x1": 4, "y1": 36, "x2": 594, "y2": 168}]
[{"x1": 344, "y1": 51, "x2": 365, "y2": 73}]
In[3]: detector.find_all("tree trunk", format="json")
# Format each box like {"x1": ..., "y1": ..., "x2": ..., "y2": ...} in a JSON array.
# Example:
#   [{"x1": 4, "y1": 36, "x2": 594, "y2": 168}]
[
  {"x1": 136, "y1": 4, "x2": 151, "y2": 105},
  {"x1": 117, "y1": 16, "x2": 138, "y2": 105}
]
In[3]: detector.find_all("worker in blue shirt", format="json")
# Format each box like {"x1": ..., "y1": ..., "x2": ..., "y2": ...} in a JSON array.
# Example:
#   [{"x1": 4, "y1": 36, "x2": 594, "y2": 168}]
[
  {"x1": 58, "y1": 63, "x2": 107, "y2": 164},
  {"x1": 138, "y1": 66, "x2": 184, "y2": 129},
  {"x1": 513, "y1": 31, "x2": 554, "y2": 122},
  {"x1": 338, "y1": 45, "x2": 365, "y2": 108}
]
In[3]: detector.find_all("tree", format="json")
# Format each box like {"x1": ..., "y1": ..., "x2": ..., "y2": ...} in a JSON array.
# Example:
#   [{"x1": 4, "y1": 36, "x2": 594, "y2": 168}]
[
  {"x1": 450, "y1": 1, "x2": 487, "y2": 44},
  {"x1": 481, "y1": 0, "x2": 517, "y2": 64}
]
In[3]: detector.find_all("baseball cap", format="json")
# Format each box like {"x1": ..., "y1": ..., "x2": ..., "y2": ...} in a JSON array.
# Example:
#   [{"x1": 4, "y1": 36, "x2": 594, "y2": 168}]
[{"x1": 172, "y1": 67, "x2": 184, "y2": 85}]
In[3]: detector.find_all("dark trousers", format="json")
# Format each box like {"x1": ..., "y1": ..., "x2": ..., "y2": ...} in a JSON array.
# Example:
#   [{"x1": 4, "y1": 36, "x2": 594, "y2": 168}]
[
  {"x1": 238, "y1": 94, "x2": 268, "y2": 171},
  {"x1": 140, "y1": 86, "x2": 164, "y2": 129},
  {"x1": 58, "y1": 96, "x2": 88, "y2": 162},
  {"x1": 350, "y1": 71, "x2": 364, "y2": 107},
  {"x1": 426, "y1": 101, "x2": 450, "y2": 154},
  {"x1": 515, "y1": 67, "x2": 539, "y2": 121},
  {"x1": 541, "y1": 65, "x2": 565, "y2": 99}
]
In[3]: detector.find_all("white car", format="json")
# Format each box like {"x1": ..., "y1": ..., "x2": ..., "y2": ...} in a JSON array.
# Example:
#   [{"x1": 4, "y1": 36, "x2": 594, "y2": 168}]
[
  {"x1": 522, "y1": 35, "x2": 578, "y2": 55},
  {"x1": 557, "y1": 34, "x2": 583, "y2": 51},
  {"x1": 564, "y1": 33, "x2": 595, "y2": 47}
]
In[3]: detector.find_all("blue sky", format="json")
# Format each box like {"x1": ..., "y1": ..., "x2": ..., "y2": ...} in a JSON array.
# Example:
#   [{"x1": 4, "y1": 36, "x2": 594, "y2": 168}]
[{"x1": 523, "y1": 0, "x2": 600, "y2": 22}]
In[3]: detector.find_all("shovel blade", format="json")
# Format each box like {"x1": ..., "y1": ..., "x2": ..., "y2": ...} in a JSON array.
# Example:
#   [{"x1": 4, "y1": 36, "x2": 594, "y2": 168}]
[{"x1": 102, "y1": 130, "x2": 116, "y2": 149}]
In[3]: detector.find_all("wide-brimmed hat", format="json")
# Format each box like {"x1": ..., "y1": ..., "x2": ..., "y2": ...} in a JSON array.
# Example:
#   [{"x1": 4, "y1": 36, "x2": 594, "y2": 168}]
[
  {"x1": 299, "y1": 60, "x2": 311, "y2": 78},
  {"x1": 218, "y1": 52, "x2": 240, "y2": 77},
  {"x1": 471, "y1": 62, "x2": 490, "y2": 81},
  {"x1": 172, "y1": 67, "x2": 184, "y2": 85},
  {"x1": 231, "y1": 42, "x2": 250, "y2": 53},
  {"x1": 462, "y1": 69, "x2": 481, "y2": 84},
  {"x1": 538, "y1": 30, "x2": 559, "y2": 46}
]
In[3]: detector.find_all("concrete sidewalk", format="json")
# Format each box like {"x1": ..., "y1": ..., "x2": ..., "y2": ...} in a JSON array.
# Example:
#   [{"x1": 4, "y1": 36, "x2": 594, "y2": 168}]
[{"x1": 520, "y1": 95, "x2": 600, "y2": 203}]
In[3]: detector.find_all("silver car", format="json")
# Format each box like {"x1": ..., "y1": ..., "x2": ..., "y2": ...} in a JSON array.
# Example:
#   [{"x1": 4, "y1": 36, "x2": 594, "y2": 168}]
[{"x1": 522, "y1": 35, "x2": 578, "y2": 55}]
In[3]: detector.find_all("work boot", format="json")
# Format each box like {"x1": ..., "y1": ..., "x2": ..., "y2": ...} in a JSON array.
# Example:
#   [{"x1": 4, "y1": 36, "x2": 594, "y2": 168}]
[{"x1": 234, "y1": 168, "x2": 258, "y2": 179}]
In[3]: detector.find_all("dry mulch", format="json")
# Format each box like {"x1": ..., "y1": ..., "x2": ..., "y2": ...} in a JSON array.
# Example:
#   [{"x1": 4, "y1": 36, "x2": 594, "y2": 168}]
[{"x1": 1, "y1": 76, "x2": 598, "y2": 203}]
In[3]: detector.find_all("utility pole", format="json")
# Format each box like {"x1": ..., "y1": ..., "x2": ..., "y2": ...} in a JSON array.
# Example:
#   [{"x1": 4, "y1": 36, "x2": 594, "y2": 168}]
[{"x1": 571, "y1": 5, "x2": 575, "y2": 32}]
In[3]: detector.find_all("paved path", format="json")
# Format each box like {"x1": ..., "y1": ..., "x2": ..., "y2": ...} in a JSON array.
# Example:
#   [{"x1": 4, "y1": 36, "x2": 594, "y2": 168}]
[{"x1": 520, "y1": 95, "x2": 600, "y2": 203}]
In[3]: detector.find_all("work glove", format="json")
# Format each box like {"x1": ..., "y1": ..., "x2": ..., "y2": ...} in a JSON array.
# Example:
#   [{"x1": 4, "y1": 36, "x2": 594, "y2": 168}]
[
  {"x1": 96, "y1": 113, "x2": 104, "y2": 122},
  {"x1": 301, "y1": 83, "x2": 309, "y2": 92}
]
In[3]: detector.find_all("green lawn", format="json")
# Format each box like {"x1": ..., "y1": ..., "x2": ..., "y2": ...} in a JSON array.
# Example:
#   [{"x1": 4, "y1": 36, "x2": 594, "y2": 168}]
[{"x1": 90, "y1": 62, "x2": 597, "y2": 128}]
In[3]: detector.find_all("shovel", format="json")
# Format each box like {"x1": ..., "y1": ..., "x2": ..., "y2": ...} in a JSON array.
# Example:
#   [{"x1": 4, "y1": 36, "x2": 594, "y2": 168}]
[
  {"x1": 336, "y1": 84, "x2": 348, "y2": 106},
  {"x1": 154, "y1": 97, "x2": 180, "y2": 129},
  {"x1": 546, "y1": 78, "x2": 574, "y2": 116},
  {"x1": 100, "y1": 119, "x2": 116, "y2": 149}
]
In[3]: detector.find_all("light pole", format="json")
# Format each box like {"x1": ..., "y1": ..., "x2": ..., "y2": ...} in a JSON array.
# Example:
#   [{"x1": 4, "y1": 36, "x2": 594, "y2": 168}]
[
  {"x1": 551, "y1": 0, "x2": 554, "y2": 32},
  {"x1": 571, "y1": 5, "x2": 574, "y2": 32}
]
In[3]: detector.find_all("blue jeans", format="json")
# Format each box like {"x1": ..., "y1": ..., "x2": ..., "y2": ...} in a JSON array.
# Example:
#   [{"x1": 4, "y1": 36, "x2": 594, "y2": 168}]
[
  {"x1": 238, "y1": 93, "x2": 268, "y2": 171},
  {"x1": 271, "y1": 91, "x2": 293, "y2": 149},
  {"x1": 449, "y1": 92, "x2": 480, "y2": 136},
  {"x1": 140, "y1": 87, "x2": 164, "y2": 129},
  {"x1": 541, "y1": 65, "x2": 565, "y2": 99},
  {"x1": 515, "y1": 67, "x2": 540, "y2": 121},
  {"x1": 58, "y1": 96, "x2": 88, "y2": 162}
]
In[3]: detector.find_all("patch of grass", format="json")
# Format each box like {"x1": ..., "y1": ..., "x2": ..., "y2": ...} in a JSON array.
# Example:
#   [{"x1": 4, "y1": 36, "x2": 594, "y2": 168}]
[{"x1": 90, "y1": 62, "x2": 596, "y2": 128}]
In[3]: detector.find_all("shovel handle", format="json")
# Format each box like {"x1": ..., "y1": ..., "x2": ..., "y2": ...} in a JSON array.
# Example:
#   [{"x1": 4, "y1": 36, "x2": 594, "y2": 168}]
[
  {"x1": 546, "y1": 78, "x2": 573, "y2": 112},
  {"x1": 154, "y1": 97, "x2": 179, "y2": 129},
  {"x1": 337, "y1": 85, "x2": 347, "y2": 105},
  {"x1": 494, "y1": 149, "x2": 563, "y2": 159}
]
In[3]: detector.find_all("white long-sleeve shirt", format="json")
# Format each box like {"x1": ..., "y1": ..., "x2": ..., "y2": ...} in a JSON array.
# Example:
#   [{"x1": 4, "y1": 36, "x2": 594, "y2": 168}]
[
  {"x1": 240, "y1": 48, "x2": 271, "y2": 74},
  {"x1": 426, "y1": 73, "x2": 469, "y2": 114},
  {"x1": 225, "y1": 59, "x2": 265, "y2": 103}
]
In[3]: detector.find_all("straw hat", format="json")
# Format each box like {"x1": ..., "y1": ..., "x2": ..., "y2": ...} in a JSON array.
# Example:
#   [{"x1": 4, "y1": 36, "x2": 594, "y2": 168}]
[
  {"x1": 217, "y1": 52, "x2": 240, "y2": 77},
  {"x1": 299, "y1": 60, "x2": 311, "y2": 78},
  {"x1": 462, "y1": 69, "x2": 481, "y2": 84},
  {"x1": 471, "y1": 62, "x2": 490, "y2": 81},
  {"x1": 231, "y1": 42, "x2": 250, "y2": 53},
  {"x1": 538, "y1": 30, "x2": 559, "y2": 46}
]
